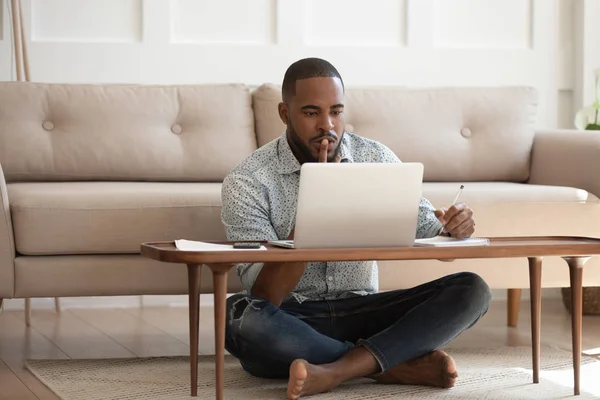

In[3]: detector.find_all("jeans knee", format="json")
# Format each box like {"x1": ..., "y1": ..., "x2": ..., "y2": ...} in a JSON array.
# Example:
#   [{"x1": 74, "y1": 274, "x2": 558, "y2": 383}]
[
  {"x1": 226, "y1": 294, "x2": 309, "y2": 365},
  {"x1": 226, "y1": 294, "x2": 273, "y2": 349},
  {"x1": 227, "y1": 294, "x2": 267, "y2": 330},
  {"x1": 227, "y1": 294, "x2": 251, "y2": 323},
  {"x1": 455, "y1": 272, "x2": 492, "y2": 314}
]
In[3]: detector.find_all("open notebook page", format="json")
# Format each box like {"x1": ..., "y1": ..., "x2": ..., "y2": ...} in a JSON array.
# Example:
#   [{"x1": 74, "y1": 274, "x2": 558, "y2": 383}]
[{"x1": 414, "y1": 236, "x2": 490, "y2": 247}]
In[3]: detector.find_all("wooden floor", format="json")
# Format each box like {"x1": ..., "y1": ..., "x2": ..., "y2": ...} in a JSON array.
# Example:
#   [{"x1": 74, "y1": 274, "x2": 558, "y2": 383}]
[{"x1": 0, "y1": 298, "x2": 599, "y2": 400}]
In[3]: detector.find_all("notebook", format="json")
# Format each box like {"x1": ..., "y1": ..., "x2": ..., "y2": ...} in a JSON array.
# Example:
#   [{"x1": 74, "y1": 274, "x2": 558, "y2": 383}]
[{"x1": 414, "y1": 236, "x2": 490, "y2": 247}]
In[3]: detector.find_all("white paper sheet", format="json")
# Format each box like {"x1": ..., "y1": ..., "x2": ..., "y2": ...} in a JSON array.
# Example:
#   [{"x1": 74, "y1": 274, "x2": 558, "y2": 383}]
[
  {"x1": 174, "y1": 239, "x2": 267, "y2": 251},
  {"x1": 414, "y1": 236, "x2": 490, "y2": 247}
]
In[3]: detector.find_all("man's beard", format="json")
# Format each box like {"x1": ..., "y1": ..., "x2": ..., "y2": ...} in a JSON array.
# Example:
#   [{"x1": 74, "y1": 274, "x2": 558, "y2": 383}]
[{"x1": 286, "y1": 120, "x2": 343, "y2": 164}]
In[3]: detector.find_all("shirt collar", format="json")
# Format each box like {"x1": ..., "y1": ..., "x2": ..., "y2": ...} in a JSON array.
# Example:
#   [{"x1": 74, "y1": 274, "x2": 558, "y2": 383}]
[{"x1": 277, "y1": 133, "x2": 352, "y2": 175}]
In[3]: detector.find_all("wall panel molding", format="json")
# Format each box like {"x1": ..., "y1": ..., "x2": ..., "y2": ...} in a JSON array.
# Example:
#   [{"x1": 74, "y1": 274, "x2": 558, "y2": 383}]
[
  {"x1": 170, "y1": 0, "x2": 276, "y2": 44},
  {"x1": 433, "y1": 0, "x2": 533, "y2": 49},
  {"x1": 303, "y1": 0, "x2": 407, "y2": 46},
  {"x1": 30, "y1": 0, "x2": 142, "y2": 43}
]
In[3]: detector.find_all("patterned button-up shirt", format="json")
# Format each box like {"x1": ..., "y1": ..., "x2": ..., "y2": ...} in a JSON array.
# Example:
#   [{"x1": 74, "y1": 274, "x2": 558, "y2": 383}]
[{"x1": 221, "y1": 132, "x2": 444, "y2": 303}]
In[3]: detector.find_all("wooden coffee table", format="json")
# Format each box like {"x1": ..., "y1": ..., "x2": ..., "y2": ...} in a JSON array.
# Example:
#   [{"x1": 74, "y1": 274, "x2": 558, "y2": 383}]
[{"x1": 141, "y1": 236, "x2": 600, "y2": 399}]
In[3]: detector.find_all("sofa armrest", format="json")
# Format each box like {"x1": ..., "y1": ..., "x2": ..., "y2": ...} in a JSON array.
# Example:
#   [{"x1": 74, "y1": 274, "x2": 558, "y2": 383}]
[
  {"x1": 529, "y1": 130, "x2": 600, "y2": 200},
  {"x1": 0, "y1": 162, "x2": 15, "y2": 298}
]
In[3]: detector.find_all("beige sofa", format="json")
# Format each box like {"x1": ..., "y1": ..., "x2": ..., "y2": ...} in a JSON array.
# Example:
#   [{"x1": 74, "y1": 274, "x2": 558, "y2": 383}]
[{"x1": 1, "y1": 81, "x2": 600, "y2": 326}]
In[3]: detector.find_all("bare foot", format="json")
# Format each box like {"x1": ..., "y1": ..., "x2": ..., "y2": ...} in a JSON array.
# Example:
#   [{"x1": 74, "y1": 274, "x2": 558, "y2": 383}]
[
  {"x1": 287, "y1": 359, "x2": 340, "y2": 399},
  {"x1": 374, "y1": 350, "x2": 458, "y2": 389}
]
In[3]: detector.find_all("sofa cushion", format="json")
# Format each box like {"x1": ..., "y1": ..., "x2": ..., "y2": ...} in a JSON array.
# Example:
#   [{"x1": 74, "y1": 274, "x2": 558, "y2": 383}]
[
  {"x1": 9, "y1": 181, "x2": 599, "y2": 256},
  {"x1": 423, "y1": 182, "x2": 600, "y2": 238},
  {"x1": 8, "y1": 182, "x2": 227, "y2": 255},
  {"x1": 252, "y1": 84, "x2": 538, "y2": 182},
  {"x1": 0, "y1": 82, "x2": 257, "y2": 182},
  {"x1": 423, "y1": 182, "x2": 595, "y2": 205}
]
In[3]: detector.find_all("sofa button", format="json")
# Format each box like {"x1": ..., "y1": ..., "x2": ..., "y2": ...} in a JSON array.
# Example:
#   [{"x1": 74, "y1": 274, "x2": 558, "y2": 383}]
[
  {"x1": 42, "y1": 121, "x2": 54, "y2": 131},
  {"x1": 171, "y1": 124, "x2": 182, "y2": 134},
  {"x1": 460, "y1": 128, "x2": 472, "y2": 138}
]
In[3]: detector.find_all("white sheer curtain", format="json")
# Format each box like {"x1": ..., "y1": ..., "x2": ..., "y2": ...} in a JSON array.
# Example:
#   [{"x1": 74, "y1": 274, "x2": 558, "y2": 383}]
[{"x1": 9, "y1": 0, "x2": 30, "y2": 81}]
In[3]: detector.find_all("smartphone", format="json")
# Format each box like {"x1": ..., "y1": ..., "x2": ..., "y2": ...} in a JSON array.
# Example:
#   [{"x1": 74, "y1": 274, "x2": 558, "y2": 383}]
[{"x1": 233, "y1": 242, "x2": 261, "y2": 249}]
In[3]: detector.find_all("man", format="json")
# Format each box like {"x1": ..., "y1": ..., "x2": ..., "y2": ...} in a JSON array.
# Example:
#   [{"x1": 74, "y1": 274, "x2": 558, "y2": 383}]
[{"x1": 221, "y1": 57, "x2": 491, "y2": 399}]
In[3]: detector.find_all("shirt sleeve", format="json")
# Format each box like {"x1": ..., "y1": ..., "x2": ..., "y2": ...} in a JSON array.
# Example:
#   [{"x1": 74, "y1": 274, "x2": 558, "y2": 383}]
[
  {"x1": 375, "y1": 142, "x2": 444, "y2": 239},
  {"x1": 221, "y1": 172, "x2": 279, "y2": 293}
]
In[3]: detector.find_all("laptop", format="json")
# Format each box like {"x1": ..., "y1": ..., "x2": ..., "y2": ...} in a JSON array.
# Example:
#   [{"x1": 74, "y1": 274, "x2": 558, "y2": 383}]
[{"x1": 269, "y1": 162, "x2": 424, "y2": 249}]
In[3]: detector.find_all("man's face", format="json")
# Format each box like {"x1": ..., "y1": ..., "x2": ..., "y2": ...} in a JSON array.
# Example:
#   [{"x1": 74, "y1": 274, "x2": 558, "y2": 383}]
[{"x1": 279, "y1": 77, "x2": 345, "y2": 163}]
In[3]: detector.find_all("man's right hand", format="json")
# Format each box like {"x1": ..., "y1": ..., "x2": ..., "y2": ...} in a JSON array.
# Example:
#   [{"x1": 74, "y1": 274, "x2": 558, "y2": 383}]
[{"x1": 318, "y1": 138, "x2": 342, "y2": 163}]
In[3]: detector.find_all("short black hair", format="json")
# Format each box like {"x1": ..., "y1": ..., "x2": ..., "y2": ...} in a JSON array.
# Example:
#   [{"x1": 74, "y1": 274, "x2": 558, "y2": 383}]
[{"x1": 281, "y1": 57, "x2": 344, "y2": 102}]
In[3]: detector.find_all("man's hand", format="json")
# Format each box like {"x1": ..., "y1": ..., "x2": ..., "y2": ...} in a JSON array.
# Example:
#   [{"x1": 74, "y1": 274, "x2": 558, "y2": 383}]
[
  {"x1": 318, "y1": 138, "x2": 342, "y2": 163},
  {"x1": 434, "y1": 203, "x2": 475, "y2": 239}
]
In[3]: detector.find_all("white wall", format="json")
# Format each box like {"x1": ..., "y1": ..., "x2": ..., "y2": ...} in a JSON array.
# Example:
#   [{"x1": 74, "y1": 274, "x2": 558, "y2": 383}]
[{"x1": 1, "y1": 0, "x2": 598, "y2": 130}]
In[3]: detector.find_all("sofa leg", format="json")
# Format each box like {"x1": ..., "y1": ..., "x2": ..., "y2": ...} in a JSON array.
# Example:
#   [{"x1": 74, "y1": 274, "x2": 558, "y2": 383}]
[
  {"x1": 507, "y1": 288, "x2": 522, "y2": 327},
  {"x1": 25, "y1": 298, "x2": 31, "y2": 327},
  {"x1": 0, "y1": 298, "x2": 3, "y2": 312},
  {"x1": 54, "y1": 298, "x2": 61, "y2": 312}
]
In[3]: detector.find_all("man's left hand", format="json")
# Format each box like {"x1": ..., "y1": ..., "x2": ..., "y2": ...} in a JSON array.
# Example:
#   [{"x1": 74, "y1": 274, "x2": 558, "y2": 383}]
[{"x1": 434, "y1": 203, "x2": 475, "y2": 239}]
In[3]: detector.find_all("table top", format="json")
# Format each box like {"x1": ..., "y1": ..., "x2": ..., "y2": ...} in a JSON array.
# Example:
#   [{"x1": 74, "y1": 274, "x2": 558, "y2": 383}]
[{"x1": 140, "y1": 236, "x2": 600, "y2": 265}]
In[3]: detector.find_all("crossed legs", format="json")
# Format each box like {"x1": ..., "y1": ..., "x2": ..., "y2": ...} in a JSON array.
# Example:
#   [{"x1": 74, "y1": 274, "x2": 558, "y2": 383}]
[{"x1": 225, "y1": 272, "x2": 491, "y2": 399}]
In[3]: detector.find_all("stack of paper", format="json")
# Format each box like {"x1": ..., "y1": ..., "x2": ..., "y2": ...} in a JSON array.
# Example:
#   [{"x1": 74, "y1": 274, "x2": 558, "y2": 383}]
[
  {"x1": 174, "y1": 239, "x2": 267, "y2": 251},
  {"x1": 414, "y1": 236, "x2": 490, "y2": 247}
]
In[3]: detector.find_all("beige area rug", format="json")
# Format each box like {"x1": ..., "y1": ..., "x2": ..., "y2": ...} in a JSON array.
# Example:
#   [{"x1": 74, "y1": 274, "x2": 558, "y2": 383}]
[{"x1": 26, "y1": 346, "x2": 600, "y2": 400}]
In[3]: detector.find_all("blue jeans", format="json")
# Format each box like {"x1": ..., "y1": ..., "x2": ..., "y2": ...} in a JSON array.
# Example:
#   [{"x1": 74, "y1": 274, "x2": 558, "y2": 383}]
[{"x1": 225, "y1": 272, "x2": 491, "y2": 379}]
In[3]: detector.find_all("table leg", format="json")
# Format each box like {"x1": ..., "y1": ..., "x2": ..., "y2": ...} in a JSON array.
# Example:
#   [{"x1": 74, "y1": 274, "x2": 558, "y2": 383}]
[
  {"x1": 187, "y1": 264, "x2": 201, "y2": 397},
  {"x1": 528, "y1": 257, "x2": 542, "y2": 384},
  {"x1": 562, "y1": 256, "x2": 589, "y2": 396},
  {"x1": 207, "y1": 265, "x2": 229, "y2": 400}
]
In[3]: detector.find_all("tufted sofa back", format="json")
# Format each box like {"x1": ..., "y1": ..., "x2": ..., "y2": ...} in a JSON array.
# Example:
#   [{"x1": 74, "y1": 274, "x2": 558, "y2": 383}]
[
  {"x1": 0, "y1": 82, "x2": 257, "y2": 182},
  {"x1": 252, "y1": 83, "x2": 539, "y2": 182},
  {"x1": 0, "y1": 81, "x2": 538, "y2": 183}
]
